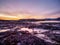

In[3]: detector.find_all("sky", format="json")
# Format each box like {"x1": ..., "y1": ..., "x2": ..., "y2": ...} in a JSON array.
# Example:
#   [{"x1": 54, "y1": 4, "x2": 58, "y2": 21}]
[{"x1": 0, "y1": 0, "x2": 60, "y2": 20}]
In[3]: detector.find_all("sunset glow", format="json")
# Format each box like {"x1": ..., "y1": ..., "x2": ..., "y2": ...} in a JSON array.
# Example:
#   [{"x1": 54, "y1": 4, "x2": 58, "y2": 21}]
[
  {"x1": 0, "y1": 13, "x2": 20, "y2": 20},
  {"x1": 0, "y1": 0, "x2": 60, "y2": 20}
]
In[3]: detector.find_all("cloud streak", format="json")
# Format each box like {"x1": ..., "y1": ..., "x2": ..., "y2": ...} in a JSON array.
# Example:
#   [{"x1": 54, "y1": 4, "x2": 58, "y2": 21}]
[
  {"x1": 0, "y1": 0, "x2": 60, "y2": 20},
  {"x1": 46, "y1": 11, "x2": 60, "y2": 15}
]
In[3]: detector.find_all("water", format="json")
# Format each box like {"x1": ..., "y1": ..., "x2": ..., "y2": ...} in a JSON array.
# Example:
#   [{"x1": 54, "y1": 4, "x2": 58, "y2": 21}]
[{"x1": 31, "y1": 21, "x2": 60, "y2": 24}]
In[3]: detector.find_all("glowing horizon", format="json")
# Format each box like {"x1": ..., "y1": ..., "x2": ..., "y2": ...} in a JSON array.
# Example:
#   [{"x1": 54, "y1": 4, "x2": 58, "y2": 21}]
[
  {"x1": 0, "y1": 13, "x2": 20, "y2": 20},
  {"x1": 0, "y1": 13, "x2": 46, "y2": 20},
  {"x1": 0, "y1": 0, "x2": 60, "y2": 20}
]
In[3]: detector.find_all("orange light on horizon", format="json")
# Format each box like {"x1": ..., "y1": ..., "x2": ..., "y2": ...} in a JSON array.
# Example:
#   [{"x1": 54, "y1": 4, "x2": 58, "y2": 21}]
[
  {"x1": 0, "y1": 13, "x2": 20, "y2": 20},
  {"x1": 0, "y1": 13, "x2": 47, "y2": 20},
  {"x1": 0, "y1": 13, "x2": 59, "y2": 20}
]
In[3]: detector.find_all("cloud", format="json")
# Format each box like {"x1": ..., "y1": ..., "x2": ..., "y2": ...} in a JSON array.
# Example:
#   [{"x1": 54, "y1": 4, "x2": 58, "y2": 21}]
[
  {"x1": 0, "y1": 10, "x2": 60, "y2": 20},
  {"x1": 46, "y1": 11, "x2": 60, "y2": 15}
]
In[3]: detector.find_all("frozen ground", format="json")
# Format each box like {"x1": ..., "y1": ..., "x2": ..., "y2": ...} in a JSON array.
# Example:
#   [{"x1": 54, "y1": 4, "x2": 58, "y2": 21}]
[{"x1": 0, "y1": 27, "x2": 60, "y2": 45}]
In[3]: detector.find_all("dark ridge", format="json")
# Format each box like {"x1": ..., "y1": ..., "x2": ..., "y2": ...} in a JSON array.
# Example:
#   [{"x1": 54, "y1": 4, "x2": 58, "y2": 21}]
[{"x1": 0, "y1": 17, "x2": 60, "y2": 22}]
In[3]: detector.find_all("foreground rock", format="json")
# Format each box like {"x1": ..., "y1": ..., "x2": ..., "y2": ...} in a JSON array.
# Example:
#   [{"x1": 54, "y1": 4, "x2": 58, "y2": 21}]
[{"x1": 0, "y1": 31, "x2": 56, "y2": 45}]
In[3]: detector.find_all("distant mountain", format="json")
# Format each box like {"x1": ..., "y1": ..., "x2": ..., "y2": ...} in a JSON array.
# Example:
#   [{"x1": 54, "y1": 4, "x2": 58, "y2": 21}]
[
  {"x1": 45, "y1": 17, "x2": 60, "y2": 21},
  {"x1": 56, "y1": 17, "x2": 60, "y2": 20},
  {"x1": 18, "y1": 17, "x2": 60, "y2": 22},
  {"x1": 0, "y1": 17, "x2": 60, "y2": 23}
]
